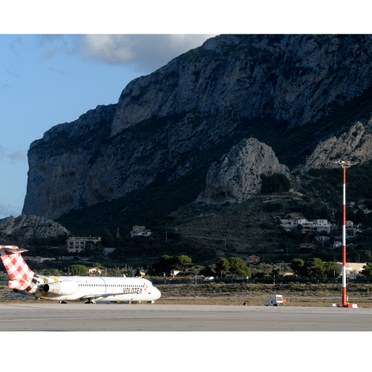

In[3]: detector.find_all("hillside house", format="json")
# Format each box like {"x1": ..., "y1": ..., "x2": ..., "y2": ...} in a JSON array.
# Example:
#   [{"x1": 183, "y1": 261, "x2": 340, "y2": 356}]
[
  {"x1": 333, "y1": 241, "x2": 342, "y2": 249},
  {"x1": 130, "y1": 225, "x2": 152, "y2": 238},
  {"x1": 280, "y1": 216, "x2": 331, "y2": 233},
  {"x1": 170, "y1": 270, "x2": 181, "y2": 278},
  {"x1": 103, "y1": 247, "x2": 116, "y2": 257},
  {"x1": 346, "y1": 220, "x2": 354, "y2": 228},
  {"x1": 88, "y1": 267, "x2": 102, "y2": 275},
  {"x1": 67, "y1": 236, "x2": 102, "y2": 254},
  {"x1": 337, "y1": 262, "x2": 367, "y2": 279},
  {"x1": 247, "y1": 255, "x2": 260, "y2": 264},
  {"x1": 279, "y1": 219, "x2": 299, "y2": 230},
  {"x1": 299, "y1": 243, "x2": 316, "y2": 250},
  {"x1": 313, "y1": 219, "x2": 332, "y2": 233}
]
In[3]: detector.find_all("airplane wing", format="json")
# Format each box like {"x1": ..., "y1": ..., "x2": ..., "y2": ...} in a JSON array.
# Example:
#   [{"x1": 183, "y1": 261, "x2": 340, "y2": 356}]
[
  {"x1": 80, "y1": 292, "x2": 134, "y2": 300},
  {"x1": 79, "y1": 292, "x2": 137, "y2": 304}
]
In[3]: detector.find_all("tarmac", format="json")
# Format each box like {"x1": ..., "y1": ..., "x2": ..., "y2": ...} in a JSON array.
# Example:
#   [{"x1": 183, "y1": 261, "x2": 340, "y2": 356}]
[{"x1": 0, "y1": 301, "x2": 372, "y2": 331}]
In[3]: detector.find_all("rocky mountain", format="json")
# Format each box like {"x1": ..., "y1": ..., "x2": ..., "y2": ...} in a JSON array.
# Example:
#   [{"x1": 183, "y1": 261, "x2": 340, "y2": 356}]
[
  {"x1": 198, "y1": 137, "x2": 289, "y2": 203},
  {"x1": 111, "y1": 34, "x2": 372, "y2": 134},
  {"x1": 22, "y1": 34, "x2": 372, "y2": 247},
  {"x1": 0, "y1": 215, "x2": 69, "y2": 243},
  {"x1": 303, "y1": 118, "x2": 372, "y2": 171}
]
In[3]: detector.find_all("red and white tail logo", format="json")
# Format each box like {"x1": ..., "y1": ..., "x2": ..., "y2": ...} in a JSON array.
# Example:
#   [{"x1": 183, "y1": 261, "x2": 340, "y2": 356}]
[{"x1": 0, "y1": 245, "x2": 35, "y2": 291}]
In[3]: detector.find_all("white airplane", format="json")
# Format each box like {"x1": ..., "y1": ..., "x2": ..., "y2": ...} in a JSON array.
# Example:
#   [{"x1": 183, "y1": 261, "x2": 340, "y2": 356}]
[{"x1": 0, "y1": 245, "x2": 161, "y2": 304}]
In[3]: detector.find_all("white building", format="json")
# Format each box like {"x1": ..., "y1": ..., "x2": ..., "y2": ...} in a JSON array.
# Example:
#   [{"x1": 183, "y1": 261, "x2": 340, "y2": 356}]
[
  {"x1": 333, "y1": 241, "x2": 342, "y2": 249},
  {"x1": 346, "y1": 220, "x2": 354, "y2": 228},
  {"x1": 130, "y1": 225, "x2": 152, "y2": 238},
  {"x1": 67, "y1": 236, "x2": 102, "y2": 254},
  {"x1": 314, "y1": 219, "x2": 330, "y2": 226},
  {"x1": 280, "y1": 217, "x2": 331, "y2": 233},
  {"x1": 337, "y1": 262, "x2": 366, "y2": 279},
  {"x1": 297, "y1": 218, "x2": 310, "y2": 226},
  {"x1": 103, "y1": 247, "x2": 116, "y2": 257}
]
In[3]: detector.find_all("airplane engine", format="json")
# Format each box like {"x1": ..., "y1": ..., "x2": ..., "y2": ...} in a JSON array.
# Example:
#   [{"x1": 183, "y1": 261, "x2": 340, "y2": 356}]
[{"x1": 42, "y1": 281, "x2": 78, "y2": 295}]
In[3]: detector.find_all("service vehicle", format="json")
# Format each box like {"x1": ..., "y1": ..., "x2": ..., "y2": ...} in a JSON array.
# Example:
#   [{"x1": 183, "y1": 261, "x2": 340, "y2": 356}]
[{"x1": 264, "y1": 294, "x2": 285, "y2": 306}]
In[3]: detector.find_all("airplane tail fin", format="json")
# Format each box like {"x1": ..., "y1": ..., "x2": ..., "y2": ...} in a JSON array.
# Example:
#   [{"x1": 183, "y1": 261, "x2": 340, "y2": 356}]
[{"x1": 0, "y1": 245, "x2": 37, "y2": 292}]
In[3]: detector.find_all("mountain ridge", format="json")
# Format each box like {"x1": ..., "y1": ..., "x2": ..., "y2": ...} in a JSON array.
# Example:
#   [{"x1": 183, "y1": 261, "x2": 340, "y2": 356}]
[{"x1": 21, "y1": 34, "x2": 372, "y2": 262}]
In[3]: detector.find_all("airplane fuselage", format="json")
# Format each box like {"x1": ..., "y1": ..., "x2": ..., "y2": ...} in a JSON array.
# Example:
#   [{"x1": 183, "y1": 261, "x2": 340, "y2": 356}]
[
  {"x1": 34, "y1": 275, "x2": 161, "y2": 303},
  {"x1": 0, "y1": 245, "x2": 161, "y2": 304}
]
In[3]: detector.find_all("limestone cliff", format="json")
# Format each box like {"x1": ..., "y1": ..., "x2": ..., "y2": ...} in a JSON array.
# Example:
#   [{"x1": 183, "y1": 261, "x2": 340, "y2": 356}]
[
  {"x1": 0, "y1": 215, "x2": 69, "y2": 241},
  {"x1": 112, "y1": 34, "x2": 372, "y2": 134},
  {"x1": 303, "y1": 118, "x2": 372, "y2": 170},
  {"x1": 22, "y1": 34, "x2": 372, "y2": 221},
  {"x1": 198, "y1": 138, "x2": 290, "y2": 203},
  {"x1": 23, "y1": 105, "x2": 116, "y2": 218}
]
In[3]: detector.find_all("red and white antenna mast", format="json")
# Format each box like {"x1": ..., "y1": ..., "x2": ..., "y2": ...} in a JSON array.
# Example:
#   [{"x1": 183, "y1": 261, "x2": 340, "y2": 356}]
[{"x1": 336, "y1": 160, "x2": 357, "y2": 308}]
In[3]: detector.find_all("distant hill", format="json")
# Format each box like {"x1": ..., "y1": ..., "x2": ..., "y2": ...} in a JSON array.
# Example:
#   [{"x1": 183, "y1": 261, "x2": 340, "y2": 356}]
[{"x1": 0, "y1": 215, "x2": 69, "y2": 247}]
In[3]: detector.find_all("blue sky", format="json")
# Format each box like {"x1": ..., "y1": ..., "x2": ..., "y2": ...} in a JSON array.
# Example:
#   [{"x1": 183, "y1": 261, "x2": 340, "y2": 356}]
[{"x1": 0, "y1": 34, "x2": 212, "y2": 218}]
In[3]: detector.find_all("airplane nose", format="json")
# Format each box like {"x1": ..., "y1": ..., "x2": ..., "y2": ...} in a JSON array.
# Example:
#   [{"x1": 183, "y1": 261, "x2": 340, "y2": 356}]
[{"x1": 154, "y1": 286, "x2": 161, "y2": 300}]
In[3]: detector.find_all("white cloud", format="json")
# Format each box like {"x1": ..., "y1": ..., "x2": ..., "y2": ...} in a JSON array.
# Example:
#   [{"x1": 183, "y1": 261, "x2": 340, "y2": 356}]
[
  {"x1": 80, "y1": 34, "x2": 214, "y2": 72},
  {"x1": 8, "y1": 151, "x2": 26, "y2": 162},
  {"x1": 34, "y1": 34, "x2": 214, "y2": 73},
  {"x1": 0, "y1": 146, "x2": 26, "y2": 163}
]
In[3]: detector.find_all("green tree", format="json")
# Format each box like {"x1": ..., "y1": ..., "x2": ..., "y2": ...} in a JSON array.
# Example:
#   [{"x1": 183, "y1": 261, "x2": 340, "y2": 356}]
[
  {"x1": 324, "y1": 261, "x2": 341, "y2": 279},
  {"x1": 306, "y1": 258, "x2": 326, "y2": 282},
  {"x1": 176, "y1": 255, "x2": 193, "y2": 270},
  {"x1": 227, "y1": 257, "x2": 250, "y2": 278},
  {"x1": 39, "y1": 268, "x2": 61, "y2": 276},
  {"x1": 360, "y1": 262, "x2": 372, "y2": 278},
  {"x1": 151, "y1": 255, "x2": 177, "y2": 275},
  {"x1": 66, "y1": 264, "x2": 89, "y2": 276},
  {"x1": 261, "y1": 173, "x2": 291, "y2": 194},
  {"x1": 199, "y1": 265, "x2": 214, "y2": 277},
  {"x1": 291, "y1": 258, "x2": 306, "y2": 277},
  {"x1": 250, "y1": 263, "x2": 274, "y2": 280},
  {"x1": 150, "y1": 255, "x2": 193, "y2": 275},
  {"x1": 215, "y1": 257, "x2": 230, "y2": 278},
  {"x1": 271, "y1": 265, "x2": 280, "y2": 284}
]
